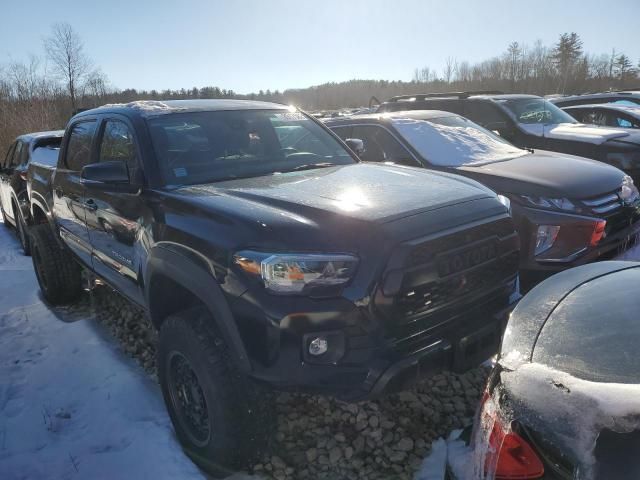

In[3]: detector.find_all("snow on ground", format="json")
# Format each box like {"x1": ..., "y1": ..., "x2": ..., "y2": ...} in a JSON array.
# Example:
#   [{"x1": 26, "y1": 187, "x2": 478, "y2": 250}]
[{"x1": 0, "y1": 215, "x2": 207, "y2": 480}]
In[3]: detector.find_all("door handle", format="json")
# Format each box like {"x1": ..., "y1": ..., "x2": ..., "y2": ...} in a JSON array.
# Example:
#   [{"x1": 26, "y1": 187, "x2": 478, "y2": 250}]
[{"x1": 84, "y1": 199, "x2": 98, "y2": 211}]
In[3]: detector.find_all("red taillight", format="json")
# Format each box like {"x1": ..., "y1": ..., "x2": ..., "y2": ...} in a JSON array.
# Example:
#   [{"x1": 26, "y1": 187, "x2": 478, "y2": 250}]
[
  {"x1": 490, "y1": 428, "x2": 544, "y2": 479},
  {"x1": 589, "y1": 220, "x2": 606, "y2": 247},
  {"x1": 480, "y1": 392, "x2": 544, "y2": 480}
]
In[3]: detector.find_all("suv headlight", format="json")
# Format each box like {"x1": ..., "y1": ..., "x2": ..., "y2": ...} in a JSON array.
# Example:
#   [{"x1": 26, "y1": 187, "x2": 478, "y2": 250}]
[
  {"x1": 518, "y1": 195, "x2": 579, "y2": 213},
  {"x1": 620, "y1": 175, "x2": 640, "y2": 204},
  {"x1": 234, "y1": 251, "x2": 358, "y2": 294}
]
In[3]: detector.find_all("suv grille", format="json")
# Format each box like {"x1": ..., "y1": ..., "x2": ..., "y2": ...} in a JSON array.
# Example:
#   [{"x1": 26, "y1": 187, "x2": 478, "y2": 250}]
[
  {"x1": 582, "y1": 191, "x2": 623, "y2": 215},
  {"x1": 583, "y1": 188, "x2": 640, "y2": 238}
]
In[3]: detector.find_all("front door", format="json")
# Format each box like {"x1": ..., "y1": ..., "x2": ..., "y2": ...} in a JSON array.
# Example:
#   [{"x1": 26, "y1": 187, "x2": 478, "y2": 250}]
[
  {"x1": 53, "y1": 120, "x2": 97, "y2": 267},
  {"x1": 85, "y1": 117, "x2": 145, "y2": 304}
]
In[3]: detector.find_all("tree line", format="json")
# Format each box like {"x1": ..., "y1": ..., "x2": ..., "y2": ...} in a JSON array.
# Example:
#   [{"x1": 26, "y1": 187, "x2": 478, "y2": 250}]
[{"x1": 2, "y1": 25, "x2": 639, "y2": 157}]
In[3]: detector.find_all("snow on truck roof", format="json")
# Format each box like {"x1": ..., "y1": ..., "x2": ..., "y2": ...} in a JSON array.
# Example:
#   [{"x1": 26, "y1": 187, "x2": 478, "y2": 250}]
[{"x1": 89, "y1": 99, "x2": 290, "y2": 117}]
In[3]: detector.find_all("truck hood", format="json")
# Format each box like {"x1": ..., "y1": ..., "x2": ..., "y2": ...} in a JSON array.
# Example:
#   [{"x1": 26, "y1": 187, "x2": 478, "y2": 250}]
[
  {"x1": 456, "y1": 150, "x2": 624, "y2": 198},
  {"x1": 185, "y1": 163, "x2": 493, "y2": 224},
  {"x1": 519, "y1": 122, "x2": 631, "y2": 145}
]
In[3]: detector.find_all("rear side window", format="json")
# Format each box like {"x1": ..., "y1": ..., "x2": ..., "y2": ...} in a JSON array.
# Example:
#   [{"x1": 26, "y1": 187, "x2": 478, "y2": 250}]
[
  {"x1": 65, "y1": 121, "x2": 97, "y2": 171},
  {"x1": 464, "y1": 101, "x2": 506, "y2": 126},
  {"x1": 99, "y1": 120, "x2": 139, "y2": 181}
]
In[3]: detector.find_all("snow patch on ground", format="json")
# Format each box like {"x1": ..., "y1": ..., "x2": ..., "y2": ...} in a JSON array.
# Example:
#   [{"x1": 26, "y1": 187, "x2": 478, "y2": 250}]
[{"x1": 0, "y1": 215, "x2": 206, "y2": 480}]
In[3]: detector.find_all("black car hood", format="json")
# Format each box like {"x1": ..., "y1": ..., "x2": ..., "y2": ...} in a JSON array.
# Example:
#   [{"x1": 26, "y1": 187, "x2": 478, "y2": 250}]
[
  {"x1": 184, "y1": 163, "x2": 492, "y2": 224},
  {"x1": 456, "y1": 150, "x2": 624, "y2": 198}
]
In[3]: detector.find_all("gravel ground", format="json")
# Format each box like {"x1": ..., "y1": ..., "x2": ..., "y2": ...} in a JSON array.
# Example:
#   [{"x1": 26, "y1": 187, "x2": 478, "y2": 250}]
[{"x1": 79, "y1": 285, "x2": 489, "y2": 480}]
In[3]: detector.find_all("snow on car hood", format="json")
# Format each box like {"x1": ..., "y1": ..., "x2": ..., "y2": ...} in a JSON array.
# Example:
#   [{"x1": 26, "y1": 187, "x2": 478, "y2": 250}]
[
  {"x1": 502, "y1": 363, "x2": 640, "y2": 479},
  {"x1": 519, "y1": 122, "x2": 630, "y2": 144},
  {"x1": 393, "y1": 118, "x2": 528, "y2": 166}
]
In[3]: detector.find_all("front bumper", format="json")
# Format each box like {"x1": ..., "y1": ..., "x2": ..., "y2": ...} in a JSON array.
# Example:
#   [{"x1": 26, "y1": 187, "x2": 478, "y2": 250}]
[{"x1": 235, "y1": 278, "x2": 518, "y2": 401}]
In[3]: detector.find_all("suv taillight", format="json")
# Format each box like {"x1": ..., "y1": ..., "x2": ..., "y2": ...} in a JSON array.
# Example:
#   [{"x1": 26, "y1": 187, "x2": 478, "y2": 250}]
[
  {"x1": 589, "y1": 220, "x2": 606, "y2": 247},
  {"x1": 479, "y1": 392, "x2": 545, "y2": 479}
]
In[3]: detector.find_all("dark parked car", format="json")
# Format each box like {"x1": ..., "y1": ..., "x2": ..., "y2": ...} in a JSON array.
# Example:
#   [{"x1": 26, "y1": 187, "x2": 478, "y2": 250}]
[
  {"x1": 326, "y1": 110, "x2": 640, "y2": 289},
  {"x1": 376, "y1": 92, "x2": 640, "y2": 185},
  {"x1": 0, "y1": 131, "x2": 63, "y2": 254},
  {"x1": 549, "y1": 90, "x2": 640, "y2": 108},
  {"x1": 26, "y1": 99, "x2": 519, "y2": 472},
  {"x1": 456, "y1": 261, "x2": 640, "y2": 480},
  {"x1": 561, "y1": 103, "x2": 640, "y2": 130}
]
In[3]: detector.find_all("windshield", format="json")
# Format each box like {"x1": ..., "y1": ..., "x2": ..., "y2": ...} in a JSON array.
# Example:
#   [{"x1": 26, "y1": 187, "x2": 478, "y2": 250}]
[
  {"x1": 392, "y1": 115, "x2": 528, "y2": 167},
  {"x1": 147, "y1": 109, "x2": 354, "y2": 185},
  {"x1": 498, "y1": 98, "x2": 577, "y2": 125}
]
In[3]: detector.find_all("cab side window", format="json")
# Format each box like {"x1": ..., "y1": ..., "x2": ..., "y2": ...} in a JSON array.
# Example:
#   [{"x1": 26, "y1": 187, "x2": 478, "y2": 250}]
[
  {"x1": 99, "y1": 120, "x2": 139, "y2": 181},
  {"x1": 351, "y1": 125, "x2": 418, "y2": 166},
  {"x1": 65, "y1": 121, "x2": 97, "y2": 171}
]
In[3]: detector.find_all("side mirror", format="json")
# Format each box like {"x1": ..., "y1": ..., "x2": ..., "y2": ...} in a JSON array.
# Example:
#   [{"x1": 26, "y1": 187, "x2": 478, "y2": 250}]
[
  {"x1": 81, "y1": 161, "x2": 139, "y2": 193},
  {"x1": 345, "y1": 138, "x2": 365, "y2": 156}
]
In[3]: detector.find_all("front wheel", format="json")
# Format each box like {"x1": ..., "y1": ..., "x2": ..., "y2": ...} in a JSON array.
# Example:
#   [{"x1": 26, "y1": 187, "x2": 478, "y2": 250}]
[
  {"x1": 158, "y1": 307, "x2": 269, "y2": 472},
  {"x1": 30, "y1": 224, "x2": 82, "y2": 305}
]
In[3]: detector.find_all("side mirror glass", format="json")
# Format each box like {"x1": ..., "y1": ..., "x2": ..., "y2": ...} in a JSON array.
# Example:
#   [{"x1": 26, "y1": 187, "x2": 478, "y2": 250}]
[
  {"x1": 81, "y1": 161, "x2": 139, "y2": 193},
  {"x1": 345, "y1": 138, "x2": 365, "y2": 156}
]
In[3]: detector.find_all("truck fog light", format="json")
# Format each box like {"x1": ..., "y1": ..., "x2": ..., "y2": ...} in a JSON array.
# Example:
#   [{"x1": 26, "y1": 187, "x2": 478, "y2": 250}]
[
  {"x1": 309, "y1": 337, "x2": 328, "y2": 356},
  {"x1": 534, "y1": 225, "x2": 560, "y2": 256}
]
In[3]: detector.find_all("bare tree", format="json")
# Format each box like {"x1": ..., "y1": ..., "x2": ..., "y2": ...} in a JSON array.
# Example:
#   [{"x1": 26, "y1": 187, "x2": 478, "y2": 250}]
[
  {"x1": 44, "y1": 23, "x2": 91, "y2": 110},
  {"x1": 443, "y1": 57, "x2": 456, "y2": 84}
]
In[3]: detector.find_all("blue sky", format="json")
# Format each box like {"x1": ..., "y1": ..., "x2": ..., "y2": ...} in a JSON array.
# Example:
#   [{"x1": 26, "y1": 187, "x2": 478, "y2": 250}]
[{"x1": 2, "y1": 0, "x2": 639, "y2": 93}]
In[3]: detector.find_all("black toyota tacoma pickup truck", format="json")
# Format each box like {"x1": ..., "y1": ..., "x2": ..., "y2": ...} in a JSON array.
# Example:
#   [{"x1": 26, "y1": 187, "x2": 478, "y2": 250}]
[{"x1": 27, "y1": 99, "x2": 519, "y2": 471}]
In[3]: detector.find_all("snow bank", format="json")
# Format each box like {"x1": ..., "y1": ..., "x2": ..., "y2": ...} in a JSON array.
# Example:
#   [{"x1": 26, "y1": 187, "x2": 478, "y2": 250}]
[
  {"x1": 0, "y1": 216, "x2": 206, "y2": 480},
  {"x1": 519, "y1": 123, "x2": 630, "y2": 144},
  {"x1": 98, "y1": 100, "x2": 184, "y2": 115},
  {"x1": 393, "y1": 119, "x2": 527, "y2": 167}
]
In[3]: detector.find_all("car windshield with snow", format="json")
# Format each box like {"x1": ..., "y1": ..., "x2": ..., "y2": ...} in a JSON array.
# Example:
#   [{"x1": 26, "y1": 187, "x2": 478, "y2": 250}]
[{"x1": 326, "y1": 110, "x2": 640, "y2": 290}]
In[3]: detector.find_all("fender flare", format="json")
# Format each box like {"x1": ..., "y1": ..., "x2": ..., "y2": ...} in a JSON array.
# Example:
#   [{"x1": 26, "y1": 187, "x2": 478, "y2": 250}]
[{"x1": 145, "y1": 245, "x2": 251, "y2": 373}]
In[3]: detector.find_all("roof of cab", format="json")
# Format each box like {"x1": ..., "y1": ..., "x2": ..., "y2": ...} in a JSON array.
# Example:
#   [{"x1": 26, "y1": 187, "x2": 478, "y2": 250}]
[{"x1": 76, "y1": 99, "x2": 290, "y2": 119}]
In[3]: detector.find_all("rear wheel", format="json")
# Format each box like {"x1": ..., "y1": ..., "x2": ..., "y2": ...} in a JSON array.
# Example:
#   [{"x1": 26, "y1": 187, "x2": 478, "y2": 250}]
[
  {"x1": 158, "y1": 307, "x2": 270, "y2": 473},
  {"x1": 30, "y1": 224, "x2": 82, "y2": 305}
]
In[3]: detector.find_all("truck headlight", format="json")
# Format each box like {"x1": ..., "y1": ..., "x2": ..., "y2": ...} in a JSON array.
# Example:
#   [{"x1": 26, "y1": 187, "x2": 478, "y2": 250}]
[{"x1": 234, "y1": 251, "x2": 358, "y2": 294}]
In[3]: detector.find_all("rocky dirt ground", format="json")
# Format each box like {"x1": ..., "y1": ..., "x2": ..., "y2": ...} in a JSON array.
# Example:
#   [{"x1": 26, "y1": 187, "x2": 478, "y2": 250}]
[{"x1": 80, "y1": 286, "x2": 489, "y2": 480}]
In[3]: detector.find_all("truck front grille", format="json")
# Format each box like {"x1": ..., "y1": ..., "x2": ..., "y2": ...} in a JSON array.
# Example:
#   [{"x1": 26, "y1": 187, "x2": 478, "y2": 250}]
[{"x1": 377, "y1": 215, "x2": 519, "y2": 357}]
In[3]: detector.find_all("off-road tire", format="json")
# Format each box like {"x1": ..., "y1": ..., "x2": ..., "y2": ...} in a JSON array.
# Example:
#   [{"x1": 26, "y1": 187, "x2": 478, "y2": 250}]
[
  {"x1": 30, "y1": 224, "x2": 82, "y2": 305},
  {"x1": 158, "y1": 306, "x2": 271, "y2": 473}
]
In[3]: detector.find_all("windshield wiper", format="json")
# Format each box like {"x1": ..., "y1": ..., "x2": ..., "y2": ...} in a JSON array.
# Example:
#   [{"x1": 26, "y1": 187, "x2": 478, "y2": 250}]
[{"x1": 291, "y1": 162, "x2": 337, "y2": 172}]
